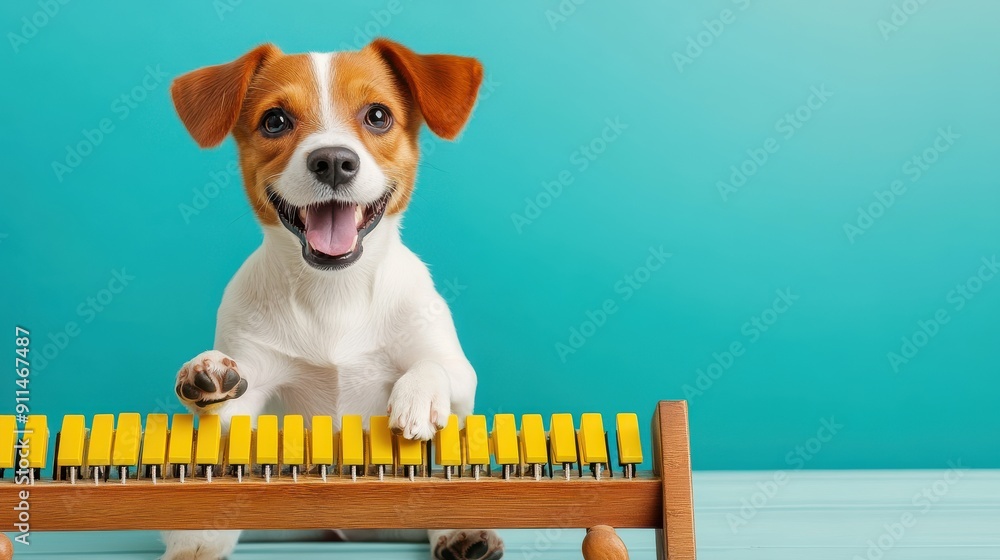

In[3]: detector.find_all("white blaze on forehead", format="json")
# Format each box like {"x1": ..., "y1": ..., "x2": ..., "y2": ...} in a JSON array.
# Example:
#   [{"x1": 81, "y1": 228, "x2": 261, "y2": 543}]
[
  {"x1": 271, "y1": 51, "x2": 387, "y2": 208},
  {"x1": 309, "y1": 52, "x2": 339, "y2": 132}
]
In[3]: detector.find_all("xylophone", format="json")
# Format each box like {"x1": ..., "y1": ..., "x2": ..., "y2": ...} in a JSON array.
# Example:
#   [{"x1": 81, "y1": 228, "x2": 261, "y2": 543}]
[{"x1": 0, "y1": 401, "x2": 696, "y2": 559}]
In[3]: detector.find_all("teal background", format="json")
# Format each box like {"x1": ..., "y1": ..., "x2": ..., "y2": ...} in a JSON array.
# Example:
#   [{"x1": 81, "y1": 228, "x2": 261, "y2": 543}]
[{"x1": 2, "y1": 0, "x2": 998, "y2": 471}]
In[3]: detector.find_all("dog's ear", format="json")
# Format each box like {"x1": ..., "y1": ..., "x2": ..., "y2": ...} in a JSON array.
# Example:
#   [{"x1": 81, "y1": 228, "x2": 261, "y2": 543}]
[
  {"x1": 171, "y1": 43, "x2": 281, "y2": 148},
  {"x1": 368, "y1": 38, "x2": 483, "y2": 140}
]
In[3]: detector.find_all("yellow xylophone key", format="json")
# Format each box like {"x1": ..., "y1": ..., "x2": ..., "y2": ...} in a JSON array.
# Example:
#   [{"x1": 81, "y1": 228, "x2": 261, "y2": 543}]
[
  {"x1": 195, "y1": 415, "x2": 222, "y2": 481},
  {"x1": 282, "y1": 415, "x2": 305, "y2": 481},
  {"x1": 87, "y1": 414, "x2": 115, "y2": 482},
  {"x1": 434, "y1": 414, "x2": 461, "y2": 480},
  {"x1": 367, "y1": 416, "x2": 393, "y2": 480},
  {"x1": 578, "y1": 413, "x2": 609, "y2": 479},
  {"x1": 166, "y1": 413, "x2": 194, "y2": 482},
  {"x1": 0, "y1": 416, "x2": 16, "y2": 473},
  {"x1": 491, "y1": 413, "x2": 519, "y2": 479},
  {"x1": 227, "y1": 415, "x2": 252, "y2": 482},
  {"x1": 57, "y1": 415, "x2": 87, "y2": 480},
  {"x1": 519, "y1": 414, "x2": 547, "y2": 480},
  {"x1": 340, "y1": 415, "x2": 364, "y2": 480},
  {"x1": 549, "y1": 413, "x2": 577, "y2": 479},
  {"x1": 395, "y1": 433, "x2": 423, "y2": 480},
  {"x1": 256, "y1": 415, "x2": 279, "y2": 482},
  {"x1": 616, "y1": 412, "x2": 643, "y2": 478},
  {"x1": 310, "y1": 415, "x2": 335, "y2": 481},
  {"x1": 140, "y1": 414, "x2": 168, "y2": 483},
  {"x1": 112, "y1": 413, "x2": 142, "y2": 482},
  {"x1": 23, "y1": 415, "x2": 48, "y2": 480},
  {"x1": 462, "y1": 414, "x2": 489, "y2": 480}
]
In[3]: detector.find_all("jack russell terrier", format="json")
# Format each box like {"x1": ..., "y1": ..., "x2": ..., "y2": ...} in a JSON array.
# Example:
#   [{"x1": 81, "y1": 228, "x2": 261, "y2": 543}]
[{"x1": 165, "y1": 39, "x2": 502, "y2": 560}]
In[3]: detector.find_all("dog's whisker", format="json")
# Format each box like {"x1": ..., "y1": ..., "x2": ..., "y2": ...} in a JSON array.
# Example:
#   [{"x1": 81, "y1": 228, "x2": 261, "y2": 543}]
[
  {"x1": 228, "y1": 209, "x2": 254, "y2": 226},
  {"x1": 418, "y1": 160, "x2": 448, "y2": 173}
]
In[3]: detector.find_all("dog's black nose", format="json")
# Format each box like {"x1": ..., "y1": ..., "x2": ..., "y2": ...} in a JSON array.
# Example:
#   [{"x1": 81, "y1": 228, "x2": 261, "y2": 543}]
[{"x1": 307, "y1": 146, "x2": 359, "y2": 188}]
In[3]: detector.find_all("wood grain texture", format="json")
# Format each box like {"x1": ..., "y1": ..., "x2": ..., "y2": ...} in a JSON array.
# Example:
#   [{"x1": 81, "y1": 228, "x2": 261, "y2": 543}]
[
  {"x1": 582, "y1": 525, "x2": 630, "y2": 559},
  {"x1": 652, "y1": 400, "x2": 697, "y2": 559},
  {"x1": 0, "y1": 476, "x2": 662, "y2": 531}
]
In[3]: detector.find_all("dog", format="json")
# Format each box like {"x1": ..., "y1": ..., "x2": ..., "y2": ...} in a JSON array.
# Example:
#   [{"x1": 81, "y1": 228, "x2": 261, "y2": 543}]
[{"x1": 164, "y1": 39, "x2": 502, "y2": 560}]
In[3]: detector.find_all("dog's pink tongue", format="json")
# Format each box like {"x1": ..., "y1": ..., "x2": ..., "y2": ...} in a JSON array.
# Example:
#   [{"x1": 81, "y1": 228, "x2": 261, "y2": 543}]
[{"x1": 304, "y1": 202, "x2": 358, "y2": 256}]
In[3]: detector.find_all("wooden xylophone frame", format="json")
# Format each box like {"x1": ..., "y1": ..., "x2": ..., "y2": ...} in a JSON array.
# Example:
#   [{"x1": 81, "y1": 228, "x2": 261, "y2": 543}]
[{"x1": 0, "y1": 401, "x2": 696, "y2": 559}]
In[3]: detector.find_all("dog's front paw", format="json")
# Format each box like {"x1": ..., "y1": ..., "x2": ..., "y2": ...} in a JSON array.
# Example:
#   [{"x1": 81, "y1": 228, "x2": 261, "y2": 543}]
[
  {"x1": 433, "y1": 530, "x2": 504, "y2": 560},
  {"x1": 175, "y1": 350, "x2": 247, "y2": 409},
  {"x1": 387, "y1": 369, "x2": 450, "y2": 440}
]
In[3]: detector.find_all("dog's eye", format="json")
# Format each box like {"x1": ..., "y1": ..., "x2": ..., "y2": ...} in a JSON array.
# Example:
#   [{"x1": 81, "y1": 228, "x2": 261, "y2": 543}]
[
  {"x1": 363, "y1": 104, "x2": 392, "y2": 132},
  {"x1": 260, "y1": 108, "x2": 292, "y2": 137}
]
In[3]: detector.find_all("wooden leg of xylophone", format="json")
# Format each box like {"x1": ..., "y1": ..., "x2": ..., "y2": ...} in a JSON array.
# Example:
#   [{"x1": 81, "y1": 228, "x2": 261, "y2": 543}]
[
  {"x1": 582, "y1": 525, "x2": 629, "y2": 559},
  {"x1": 653, "y1": 400, "x2": 697, "y2": 559},
  {"x1": 0, "y1": 533, "x2": 12, "y2": 560}
]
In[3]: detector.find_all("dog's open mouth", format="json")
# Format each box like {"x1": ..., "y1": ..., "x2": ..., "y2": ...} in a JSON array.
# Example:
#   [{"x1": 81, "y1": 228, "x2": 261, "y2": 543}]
[{"x1": 268, "y1": 190, "x2": 392, "y2": 270}]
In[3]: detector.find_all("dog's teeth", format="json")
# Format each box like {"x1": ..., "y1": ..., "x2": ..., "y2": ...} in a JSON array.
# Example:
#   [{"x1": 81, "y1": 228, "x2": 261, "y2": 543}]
[{"x1": 355, "y1": 206, "x2": 364, "y2": 225}]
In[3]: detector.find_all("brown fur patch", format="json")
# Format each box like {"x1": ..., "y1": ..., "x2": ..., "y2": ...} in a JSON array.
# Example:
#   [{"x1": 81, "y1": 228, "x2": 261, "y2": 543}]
[
  {"x1": 367, "y1": 39, "x2": 483, "y2": 141},
  {"x1": 231, "y1": 54, "x2": 319, "y2": 225},
  {"x1": 360, "y1": 40, "x2": 483, "y2": 214},
  {"x1": 332, "y1": 49, "x2": 420, "y2": 216},
  {"x1": 171, "y1": 44, "x2": 280, "y2": 149}
]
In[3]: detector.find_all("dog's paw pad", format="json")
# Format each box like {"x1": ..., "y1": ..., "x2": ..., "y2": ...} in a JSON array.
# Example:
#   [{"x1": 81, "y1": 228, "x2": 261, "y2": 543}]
[
  {"x1": 434, "y1": 530, "x2": 503, "y2": 560},
  {"x1": 175, "y1": 351, "x2": 247, "y2": 409}
]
